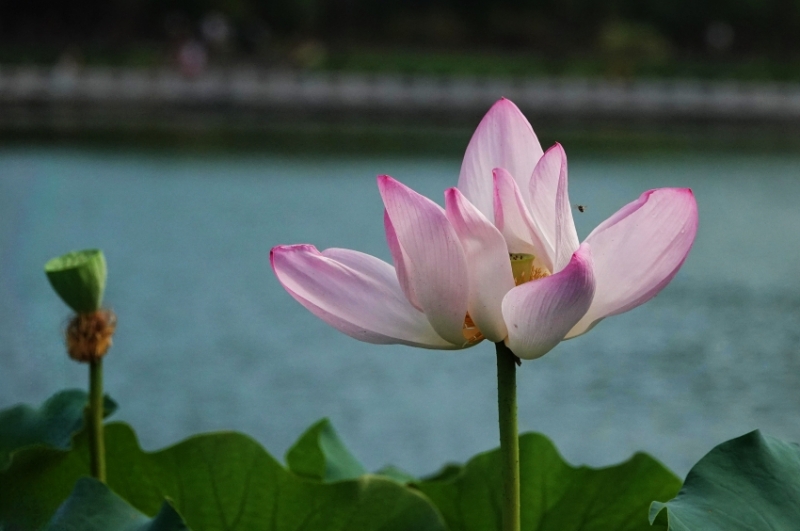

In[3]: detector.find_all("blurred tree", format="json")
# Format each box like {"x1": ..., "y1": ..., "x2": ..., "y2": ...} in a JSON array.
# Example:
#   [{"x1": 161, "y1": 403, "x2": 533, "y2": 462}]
[{"x1": 1, "y1": 0, "x2": 800, "y2": 67}]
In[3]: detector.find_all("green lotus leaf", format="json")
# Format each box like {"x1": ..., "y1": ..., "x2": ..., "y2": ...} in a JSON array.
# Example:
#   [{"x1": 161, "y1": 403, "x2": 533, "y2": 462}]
[
  {"x1": 0, "y1": 422, "x2": 446, "y2": 531},
  {"x1": 45, "y1": 477, "x2": 188, "y2": 531},
  {"x1": 421, "y1": 463, "x2": 464, "y2": 482},
  {"x1": 45, "y1": 249, "x2": 107, "y2": 313},
  {"x1": 649, "y1": 430, "x2": 800, "y2": 530},
  {"x1": 374, "y1": 465, "x2": 418, "y2": 485},
  {"x1": 285, "y1": 418, "x2": 419, "y2": 485},
  {"x1": 0, "y1": 389, "x2": 117, "y2": 470},
  {"x1": 285, "y1": 418, "x2": 367, "y2": 482},
  {"x1": 416, "y1": 432, "x2": 681, "y2": 531}
]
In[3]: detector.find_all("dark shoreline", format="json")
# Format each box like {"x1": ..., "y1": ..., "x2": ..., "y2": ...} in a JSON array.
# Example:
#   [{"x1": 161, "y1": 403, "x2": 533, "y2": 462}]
[{"x1": 3, "y1": 66, "x2": 800, "y2": 155}]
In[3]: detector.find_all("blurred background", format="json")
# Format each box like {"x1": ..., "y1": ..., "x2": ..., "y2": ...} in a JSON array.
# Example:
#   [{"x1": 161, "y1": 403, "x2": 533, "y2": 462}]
[{"x1": 1, "y1": 0, "x2": 799, "y2": 479}]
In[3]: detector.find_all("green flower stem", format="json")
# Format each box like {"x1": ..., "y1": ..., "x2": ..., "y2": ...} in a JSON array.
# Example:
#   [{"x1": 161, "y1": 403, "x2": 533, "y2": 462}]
[
  {"x1": 88, "y1": 358, "x2": 106, "y2": 483},
  {"x1": 496, "y1": 341, "x2": 520, "y2": 531}
]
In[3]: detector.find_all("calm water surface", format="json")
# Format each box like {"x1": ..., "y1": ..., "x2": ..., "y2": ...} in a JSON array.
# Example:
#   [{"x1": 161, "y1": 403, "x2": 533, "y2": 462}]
[{"x1": 1, "y1": 147, "x2": 799, "y2": 478}]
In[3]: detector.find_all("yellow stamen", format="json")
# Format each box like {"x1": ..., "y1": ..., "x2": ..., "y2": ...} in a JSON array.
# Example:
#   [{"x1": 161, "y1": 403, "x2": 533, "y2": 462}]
[
  {"x1": 509, "y1": 253, "x2": 549, "y2": 286},
  {"x1": 459, "y1": 254, "x2": 550, "y2": 345},
  {"x1": 462, "y1": 312, "x2": 484, "y2": 344}
]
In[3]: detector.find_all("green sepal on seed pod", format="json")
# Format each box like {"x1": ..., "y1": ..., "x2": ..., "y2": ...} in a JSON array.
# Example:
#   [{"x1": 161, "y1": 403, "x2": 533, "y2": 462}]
[{"x1": 45, "y1": 249, "x2": 107, "y2": 314}]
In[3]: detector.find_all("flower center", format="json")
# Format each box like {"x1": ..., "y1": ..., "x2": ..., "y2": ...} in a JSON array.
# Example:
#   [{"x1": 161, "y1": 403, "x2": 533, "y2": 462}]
[
  {"x1": 462, "y1": 312, "x2": 483, "y2": 344},
  {"x1": 509, "y1": 253, "x2": 549, "y2": 286},
  {"x1": 460, "y1": 253, "x2": 550, "y2": 344}
]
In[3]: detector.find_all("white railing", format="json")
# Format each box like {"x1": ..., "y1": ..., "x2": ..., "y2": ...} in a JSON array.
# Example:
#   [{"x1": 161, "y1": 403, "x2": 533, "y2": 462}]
[{"x1": 2, "y1": 66, "x2": 800, "y2": 120}]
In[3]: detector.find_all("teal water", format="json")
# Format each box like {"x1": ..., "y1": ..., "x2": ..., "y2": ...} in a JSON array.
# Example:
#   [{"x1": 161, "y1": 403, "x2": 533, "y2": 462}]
[{"x1": 1, "y1": 147, "x2": 799, "y2": 478}]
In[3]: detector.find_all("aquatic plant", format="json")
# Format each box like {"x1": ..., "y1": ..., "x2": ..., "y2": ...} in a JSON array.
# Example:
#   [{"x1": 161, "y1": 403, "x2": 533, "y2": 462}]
[
  {"x1": 271, "y1": 98, "x2": 697, "y2": 530},
  {"x1": 0, "y1": 101, "x2": 795, "y2": 531}
]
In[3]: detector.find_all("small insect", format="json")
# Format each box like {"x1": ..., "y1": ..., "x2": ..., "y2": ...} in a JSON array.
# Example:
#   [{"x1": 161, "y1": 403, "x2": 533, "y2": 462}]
[{"x1": 573, "y1": 204, "x2": 587, "y2": 213}]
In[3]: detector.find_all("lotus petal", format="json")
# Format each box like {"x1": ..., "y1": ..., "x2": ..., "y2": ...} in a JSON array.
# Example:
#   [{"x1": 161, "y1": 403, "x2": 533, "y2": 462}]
[
  {"x1": 566, "y1": 189, "x2": 698, "y2": 338},
  {"x1": 271, "y1": 245, "x2": 457, "y2": 348},
  {"x1": 502, "y1": 244, "x2": 595, "y2": 359},
  {"x1": 458, "y1": 99, "x2": 544, "y2": 219},
  {"x1": 378, "y1": 176, "x2": 470, "y2": 346},
  {"x1": 445, "y1": 187, "x2": 515, "y2": 342}
]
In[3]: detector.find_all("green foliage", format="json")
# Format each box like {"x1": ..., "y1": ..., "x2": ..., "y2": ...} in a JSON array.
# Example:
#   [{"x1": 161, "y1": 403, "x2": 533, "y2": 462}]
[
  {"x1": 416, "y1": 433, "x2": 682, "y2": 531},
  {"x1": 0, "y1": 393, "x2": 707, "y2": 531},
  {"x1": 650, "y1": 430, "x2": 800, "y2": 530},
  {"x1": 0, "y1": 389, "x2": 116, "y2": 470},
  {"x1": 374, "y1": 465, "x2": 418, "y2": 485},
  {"x1": 279, "y1": 416, "x2": 683, "y2": 530},
  {"x1": 284, "y1": 418, "x2": 367, "y2": 482},
  {"x1": 45, "y1": 478, "x2": 188, "y2": 531},
  {"x1": 0, "y1": 422, "x2": 446, "y2": 531},
  {"x1": 44, "y1": 249, "x2": 107, "y2": 313},
  {"x1": 284, "y1": 418, "x2": 417, "y2": 485}
]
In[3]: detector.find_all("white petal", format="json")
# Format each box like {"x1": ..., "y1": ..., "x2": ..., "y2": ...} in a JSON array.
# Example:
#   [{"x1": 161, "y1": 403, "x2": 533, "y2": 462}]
[
  {"x1": 566, "y1": 188, "x2": 699, "y2": 338},
  {"x1": 271, "y1": 245, "x2": 457, "y2": 348},
  {"x1": 502, "y1": 244, "x2": 595, "y2": 359},
  {"x1": 378, "y1": 175, "x2": 471, "y2": 346},
  {"x1": 445, "y1": 188, "x2": 515, "y2": 342},
  {"x1": 458, "y1": 99, "x2": 544, "y2": 220}
]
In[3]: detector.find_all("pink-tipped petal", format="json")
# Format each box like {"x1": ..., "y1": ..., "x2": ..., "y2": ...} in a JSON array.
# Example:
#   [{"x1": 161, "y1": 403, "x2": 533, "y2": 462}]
[
  {"x1": 553, "y1": 147, "x2": 580, "y2": 272},
  {"x1": 502, "y1": 244, "x2": 595, "y2": 360},
  {"x1": 458, "y1": 99, "x2": 544, "y2": 219},
  {"x1": 527, "y1": 144, "x2": 561, "y2": 251},
  {"x1": 493, "y1": 168, "x2": 555, "y2": 272},
  {"x1": 565, "y1": 188, "x2": 698, "y2": 339},
  {"x1": 528, "y1": 143, "x2": 579, "y2": 272},
  {"x1": 378, "y1": 175, "x2": 471, "y2": 346},
  {"x1": 271, "y1": 245, "x2": 457, "y2": 348},
  {"x1": 384, "y1": 210, "x2": 422, "y2": 311},
  {"x1": 445, "y1": 188, "x2": 515, "y2": 342}
]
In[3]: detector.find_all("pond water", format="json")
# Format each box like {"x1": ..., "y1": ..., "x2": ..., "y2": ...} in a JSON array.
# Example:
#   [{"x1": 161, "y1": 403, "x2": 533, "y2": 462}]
[{"x1": 1, "y1": 146, "x2": 799, "y2": 479}]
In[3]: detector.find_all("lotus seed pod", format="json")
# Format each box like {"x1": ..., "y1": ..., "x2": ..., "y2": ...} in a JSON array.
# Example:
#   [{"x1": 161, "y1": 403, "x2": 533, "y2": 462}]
[{"x1": 45, "y1": 249, "x2": 107, "y2": 314}]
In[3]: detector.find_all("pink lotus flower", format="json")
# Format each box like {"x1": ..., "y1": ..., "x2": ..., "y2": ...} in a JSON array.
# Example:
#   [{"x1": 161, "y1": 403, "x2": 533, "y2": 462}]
[{"x1": 271, "y1": 99, "x2": 698, "y2": 359}]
